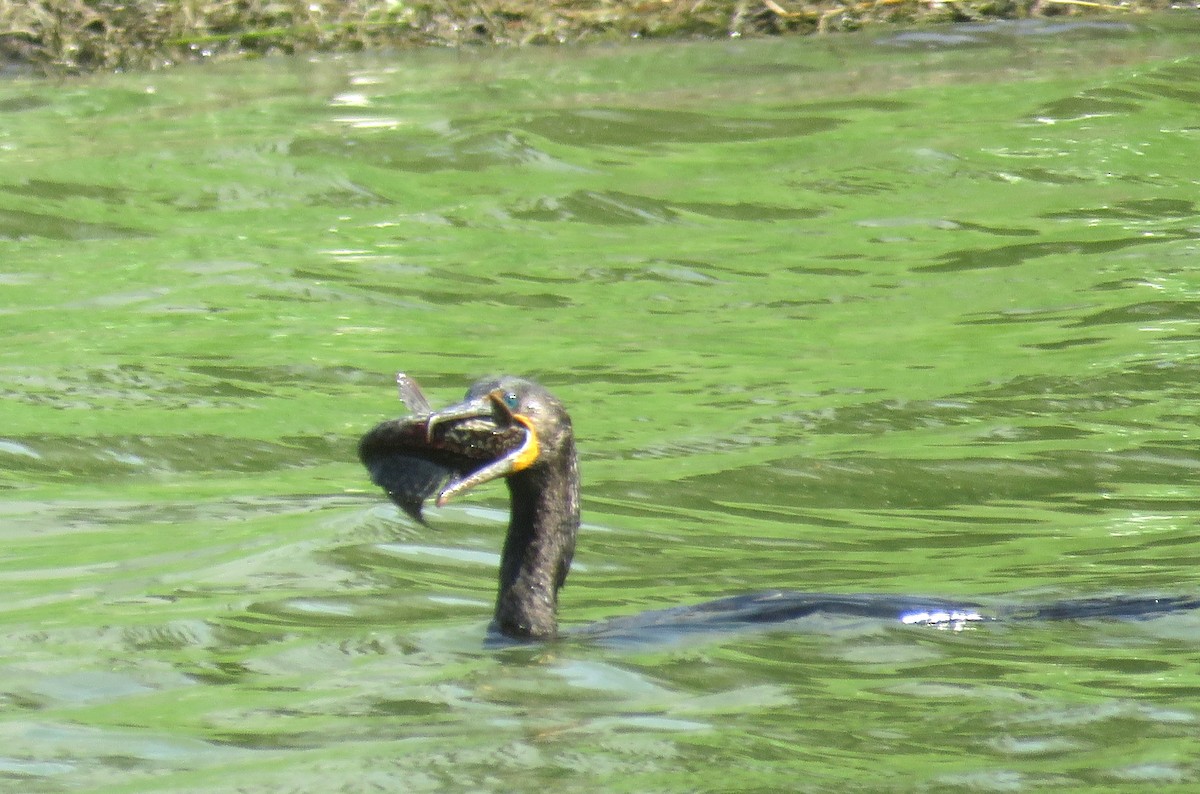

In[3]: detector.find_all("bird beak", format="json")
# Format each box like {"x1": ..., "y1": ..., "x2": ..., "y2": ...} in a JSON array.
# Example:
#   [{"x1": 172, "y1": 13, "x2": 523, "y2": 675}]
[
  {"x1": 424, "y1": 389, "x2": 510, "y2": 439},
  {"x1": 426, "y1": 389, "x2": 540, "y2": 507}
]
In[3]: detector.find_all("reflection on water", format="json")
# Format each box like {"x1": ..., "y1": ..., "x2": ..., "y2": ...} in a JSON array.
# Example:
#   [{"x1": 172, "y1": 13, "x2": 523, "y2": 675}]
[{"x1": 2, "y1": 16, "x2": 1200, "y2": 792}]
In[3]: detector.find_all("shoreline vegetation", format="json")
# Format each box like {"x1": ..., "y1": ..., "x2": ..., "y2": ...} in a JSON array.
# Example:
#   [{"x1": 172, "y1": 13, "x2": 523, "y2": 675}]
[{"x1": 0, "y1": 0, "x2": 1188, "y2": 74}]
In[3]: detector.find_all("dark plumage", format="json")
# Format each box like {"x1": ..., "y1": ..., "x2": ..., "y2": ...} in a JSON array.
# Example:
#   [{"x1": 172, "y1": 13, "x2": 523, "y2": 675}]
[
  {"x1": 360, "y1": 375, "x2": 577, "y2": 638},
  {"x1": 360, "y1": 374, "x2": 1200, "y2": 644}
]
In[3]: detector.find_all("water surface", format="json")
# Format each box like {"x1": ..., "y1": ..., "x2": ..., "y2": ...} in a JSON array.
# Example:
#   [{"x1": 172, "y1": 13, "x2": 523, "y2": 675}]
[{"x1": 2, "y1": 18, "x2": 1200, "y2": 791}]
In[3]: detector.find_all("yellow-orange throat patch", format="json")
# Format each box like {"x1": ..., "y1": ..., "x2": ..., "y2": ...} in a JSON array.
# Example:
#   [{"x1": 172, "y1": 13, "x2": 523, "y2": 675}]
[{"x1": 510, "y1": 414, "x2": 540, "y2": 471}]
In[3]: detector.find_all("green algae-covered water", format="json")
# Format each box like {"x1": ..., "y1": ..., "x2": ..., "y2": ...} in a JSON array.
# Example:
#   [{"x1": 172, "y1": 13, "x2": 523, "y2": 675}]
[{"x1": 3, "y1": 18, "x2": 1200, "y2": 791}]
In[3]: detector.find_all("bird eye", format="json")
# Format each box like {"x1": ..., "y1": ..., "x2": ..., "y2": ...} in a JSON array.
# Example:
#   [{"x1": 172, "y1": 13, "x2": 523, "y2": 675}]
[{"x1": 502, "y1": 391, "x2": 520, "y2": 410}]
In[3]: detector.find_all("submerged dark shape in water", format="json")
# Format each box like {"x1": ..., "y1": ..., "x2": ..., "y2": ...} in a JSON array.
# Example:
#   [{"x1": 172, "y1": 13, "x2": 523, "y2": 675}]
[{"x1": 359, "y1": 374, "x2": 1200, "y2": 642}]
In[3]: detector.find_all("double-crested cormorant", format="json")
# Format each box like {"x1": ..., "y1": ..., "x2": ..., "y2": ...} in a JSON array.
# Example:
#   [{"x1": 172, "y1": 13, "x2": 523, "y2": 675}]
[
  {"x1": 359, "y1": 375, "x2": 577, "y2": 638},
  {"x1": 359, "y1": 374, "x2": 1200, "y2": 642}
]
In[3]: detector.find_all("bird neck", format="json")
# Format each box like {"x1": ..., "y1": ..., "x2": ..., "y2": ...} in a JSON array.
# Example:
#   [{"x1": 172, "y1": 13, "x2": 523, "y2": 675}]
[{"x1": 494, "y1": 444, "x2": 579, "y2": 639}]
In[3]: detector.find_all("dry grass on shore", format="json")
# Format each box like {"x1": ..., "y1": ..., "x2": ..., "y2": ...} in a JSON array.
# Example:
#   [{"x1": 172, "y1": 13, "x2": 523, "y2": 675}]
[{"x1": 0, "y1": 0, "x2": 1178, "y2": 73}]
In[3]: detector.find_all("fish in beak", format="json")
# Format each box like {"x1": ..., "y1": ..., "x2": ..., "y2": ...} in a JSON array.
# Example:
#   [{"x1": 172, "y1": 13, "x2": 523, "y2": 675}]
[{"x1": 358, "y1": 374, "x2": 539, "y2": 522}]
